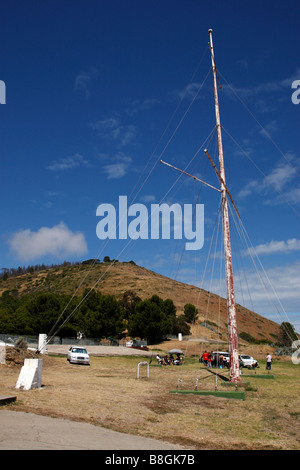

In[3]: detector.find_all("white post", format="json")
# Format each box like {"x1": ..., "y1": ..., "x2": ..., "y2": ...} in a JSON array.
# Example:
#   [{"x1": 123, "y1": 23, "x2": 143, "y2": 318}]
[
  {"x1": 0, "y1": 341, "x2": 6, "y2": 364},
  {"x1": 38, "y1": 334, "x2": 47, "y2": 354},
  {"x1": 137, "y1": 361, "x2": 149, "y2": 379}
]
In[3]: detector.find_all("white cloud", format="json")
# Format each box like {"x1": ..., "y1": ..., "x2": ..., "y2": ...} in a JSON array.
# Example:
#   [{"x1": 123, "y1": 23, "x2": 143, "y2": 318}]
[
  {"x1": 285, "y1": 187, "x2": 300, "y2": 205},
  {"x1": 222, "y1": 68, "x2": 300, "y2": 114},
  {"x1": 223, "y1": 68, "x2": 300, "y2": 99},
  {"x1": 102, "y1": 152, "x2": 132, "y2": 180},
  {"x1": 238, "y1": 179, "x2": 259, "y2": 199},
  {"x1": 126, "y1": 98, "x2": 160, "y2": 116},
  {"x1": 103, "y1": 162, "x2": 128, "y2": 179},
  {"x1": 198, "y1": 261, "x2": 300, "y2": 322},
  {"x1": 246, "y1": 238, "x2": 300, "y2": 256},
  {"x1": 8, "y1": 222, "x2": 88, "y2": 262},
  {"x1": 238, "y1": 155, "x2": 300, "y2": 203},
  {"x1": 47, "y1": 153, "x2": 89, "y2": 171},
  {"x1": 90, "y1": 117, "x2": 136, "y2": 147},
  {"x1": 172, "y1": 82, "x2": 205, "y2": 101},
  {"x1": 265, "y1": 161, "x2": 297, "y2": 192},
  {"x1": 236, "y1": 262, "x2": 300, "y2": 318},
  {"x1": 259, "y1": 119, "x2": 279, "y2": 138},
  {"x1": 74, "y1": 67, "x2": 100, "y2": 97},
  {"x1": 213, "y1": 238, "x2": 300, "y2": 261}
]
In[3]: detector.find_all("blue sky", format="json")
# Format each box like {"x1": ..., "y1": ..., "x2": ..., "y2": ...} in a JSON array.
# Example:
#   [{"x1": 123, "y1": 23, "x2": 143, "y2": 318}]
[{"x1": 1, "y1": 1, "x2": 299, "y2": 332}]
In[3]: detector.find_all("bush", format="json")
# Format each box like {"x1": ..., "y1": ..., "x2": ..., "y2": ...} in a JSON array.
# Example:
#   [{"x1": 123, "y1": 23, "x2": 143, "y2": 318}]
[{"x1": 184, "y1": 303, "x2": 198, "y2": 323}]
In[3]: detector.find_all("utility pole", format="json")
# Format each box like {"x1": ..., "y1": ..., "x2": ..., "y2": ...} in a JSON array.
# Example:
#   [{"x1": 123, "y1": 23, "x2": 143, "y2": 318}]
[{"x1": 208, "y1": 29, "x2": 241, "y2": 383}]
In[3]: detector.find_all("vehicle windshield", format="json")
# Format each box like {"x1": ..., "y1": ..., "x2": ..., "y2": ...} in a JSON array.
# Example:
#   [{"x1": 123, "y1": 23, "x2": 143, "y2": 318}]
[{"x1": 73, "y1": 348, "x2": 87, "y2": 354}]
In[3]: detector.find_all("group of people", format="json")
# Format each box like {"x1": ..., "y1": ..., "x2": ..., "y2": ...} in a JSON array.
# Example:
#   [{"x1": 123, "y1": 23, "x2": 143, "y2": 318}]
[
  {"x1": 156, "y1": 350, "x2": 273, "y2": 369},
  {"x1": 200, "y1": 350, "x2": 226, "y2": 368},
  {"x1": 200, "y1": 350, "x2": 273, "y2": 370},
  {"x1": 156, "y1": 353, "x2": 182, "y2": 366}
]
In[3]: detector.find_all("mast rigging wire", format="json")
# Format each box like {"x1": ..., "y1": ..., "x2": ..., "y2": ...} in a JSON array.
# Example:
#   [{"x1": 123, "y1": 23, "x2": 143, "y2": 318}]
[
  {"x1": 227, "y1": 201, "x2": 296, "y2": 344},
  {"x1": 45, "y1": 56, "x2": 211, "y2": 345},
  {"x1": 218, "y1": 70, "x2": 300, "y2": 182},
  {"x1": 45, "y1": 127, "x2": 217, "y2": 345},
  {"x1": 45, "y1": 46, "x2": 298, "y2": 349},
  {"x1": 221, "y1": 126, "x2": 300, "y2": 219}
]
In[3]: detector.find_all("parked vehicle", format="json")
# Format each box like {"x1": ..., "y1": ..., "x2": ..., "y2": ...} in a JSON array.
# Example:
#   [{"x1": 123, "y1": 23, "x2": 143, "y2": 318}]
[
  {"x1": 239, "y1": 354, "x2": 258, "y2": 368},
  {"x1": 67, "y1": 346, "x2": 90, "y2": 365},
  {"x1": 126, "y1": 339, "x2": 149, "y2": 351},
  {"x1": 211, "y1": 351, "x2": 230, "y2": 368}
]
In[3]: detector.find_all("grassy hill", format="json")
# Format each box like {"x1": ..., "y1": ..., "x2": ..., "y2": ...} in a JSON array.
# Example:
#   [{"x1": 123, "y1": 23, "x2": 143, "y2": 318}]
[{"x1": 0, "y1": 261, "x2": 280, "y2": 343}]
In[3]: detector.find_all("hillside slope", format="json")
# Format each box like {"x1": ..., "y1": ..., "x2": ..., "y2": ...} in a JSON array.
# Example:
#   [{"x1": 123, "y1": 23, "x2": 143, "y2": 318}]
[{"x1": 0, "y1": 261, "x2": 280, "y2": 343}]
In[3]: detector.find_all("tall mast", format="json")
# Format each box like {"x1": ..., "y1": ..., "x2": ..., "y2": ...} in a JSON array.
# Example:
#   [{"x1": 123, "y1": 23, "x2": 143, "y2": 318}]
[{"x1": 208, "y1": 28, "x2": 241, "y2": 383}]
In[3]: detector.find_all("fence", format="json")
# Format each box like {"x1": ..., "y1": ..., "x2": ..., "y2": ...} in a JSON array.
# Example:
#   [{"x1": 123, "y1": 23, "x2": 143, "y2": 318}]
[
  {"x1": 0, "y1": 334, "x2": 38, "y2": 347},
  {"x1": 0, "y1": 334, "x2": 145, "y2": 348}
]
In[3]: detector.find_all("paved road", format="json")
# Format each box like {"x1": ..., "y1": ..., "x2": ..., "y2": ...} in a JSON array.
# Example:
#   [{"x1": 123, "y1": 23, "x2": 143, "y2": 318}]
[
  {"x1": 0, "y1": 410, "x2": 183, "y2": 450},
  {"x1": 46, "y1": 344, "x2": 154, "y2": 357}
]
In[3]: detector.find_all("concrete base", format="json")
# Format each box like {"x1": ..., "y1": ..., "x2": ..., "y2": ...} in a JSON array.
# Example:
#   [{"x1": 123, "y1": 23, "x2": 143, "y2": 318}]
[
  {"x1": 16, "y1": 358, "x2": 43, "y2": 390},
  {"x1": 0, "y1": 395, "x2": 17, "y2": 406}
]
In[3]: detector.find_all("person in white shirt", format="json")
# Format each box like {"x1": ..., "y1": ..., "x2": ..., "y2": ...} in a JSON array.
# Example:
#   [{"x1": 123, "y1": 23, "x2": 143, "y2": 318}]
[{"x1": 266, "y1": 353, "x2": 272, "y2": 371}]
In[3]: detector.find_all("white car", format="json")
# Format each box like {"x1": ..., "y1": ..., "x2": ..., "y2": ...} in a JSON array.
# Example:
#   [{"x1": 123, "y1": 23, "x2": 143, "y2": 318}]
[
  {"x1": 239, "y1": 354, "x2": 258, "y2": 368},
  {"x1": 67, "y1": 346, "x2": 90, "y2": 365}
]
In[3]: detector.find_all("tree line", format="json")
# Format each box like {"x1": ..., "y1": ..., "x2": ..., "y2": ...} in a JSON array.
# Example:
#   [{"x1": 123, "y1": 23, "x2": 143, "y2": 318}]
[
  {"x1": 0, "y1": 257, "x2": 124, "y2": 281},
  {"x1": 0, "y1": 261, "x2": 76, "y2": 281},
  {"x1": 0, "y1": 289, "x2": 196, "y2": 344}
]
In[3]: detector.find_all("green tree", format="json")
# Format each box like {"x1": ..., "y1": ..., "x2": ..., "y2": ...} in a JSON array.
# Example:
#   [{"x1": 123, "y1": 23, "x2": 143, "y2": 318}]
[
  {"x1": 0, "y1": 291, "x2": 80, "y2": 337},
  {"x1": 170, "y1": 314, "x2": 191, "y2": 336},
  {"x1": 162, "y1": 298, "x2": 177, "y2": 318},
  {"x1": 276, "y1": 322, "x2": 298, "y2": 347},
  {"x1": 119, "y1": 290, "x2": 141, "y2": 319},
  {"x1": 0, "y1": 291, "x2": 27, "y2": 334},
  {"x1": 128, "y1": 297, "x2": 172, "y2": 344},
  {"x1": 78, "y1": 289, "x2": 125, "y2": 339},
  {"x1": 184, "y1": 303, "x2": 198, "y2": 323}
]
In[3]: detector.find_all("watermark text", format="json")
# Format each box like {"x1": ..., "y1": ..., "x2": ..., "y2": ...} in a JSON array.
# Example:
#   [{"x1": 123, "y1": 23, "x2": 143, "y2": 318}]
[
  {"x1": 0, "y1": 80, "x2": 6, "y2": 104},
  {"x1": 291, "y1": 80, "x2": 300, "y2": 105},
  {"x1": 96, "y1": 196, "x2": 204, "y2": 251}
]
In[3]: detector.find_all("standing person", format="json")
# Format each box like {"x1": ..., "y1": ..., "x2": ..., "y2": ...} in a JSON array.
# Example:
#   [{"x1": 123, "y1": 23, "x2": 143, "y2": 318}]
[
  {"x1": 207, "y1": 351, "x2": 212, "y2": 368},
  {"x1": 219, "y1": 355, "x2": 223, "y2": 369},
  {"x1": 266, "y1": 353, "x2": 272, "y2": 371},
  {"x1": 202, "y1": 350, "x2": 209, "y2": 366}
]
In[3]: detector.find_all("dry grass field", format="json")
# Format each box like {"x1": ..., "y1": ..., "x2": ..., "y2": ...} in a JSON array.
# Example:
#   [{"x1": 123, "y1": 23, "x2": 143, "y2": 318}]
[
  {"x1": 0, "y1": 263, "x2": 298, "y2": 449},
  {"x1": 1, "y1": 342, "x2": 299, "y2": 450}
]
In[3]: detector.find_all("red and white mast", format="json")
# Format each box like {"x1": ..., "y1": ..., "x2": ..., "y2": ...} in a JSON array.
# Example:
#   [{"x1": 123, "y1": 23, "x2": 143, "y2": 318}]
[{"x1": 208, "y1": 28, "x2": 241, "y2": 383}]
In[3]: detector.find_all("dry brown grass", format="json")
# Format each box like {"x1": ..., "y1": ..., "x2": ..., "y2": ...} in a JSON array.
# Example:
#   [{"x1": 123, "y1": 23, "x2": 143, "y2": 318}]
[{"x1": 1, "y1": 344, "x2": 299, "y2": 450}]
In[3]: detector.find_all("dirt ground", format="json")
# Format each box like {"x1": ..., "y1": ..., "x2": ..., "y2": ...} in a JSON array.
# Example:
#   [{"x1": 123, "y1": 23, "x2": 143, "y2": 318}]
[{"x1": 1, "y1": 341, "x2": 299, "y2": 450}]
